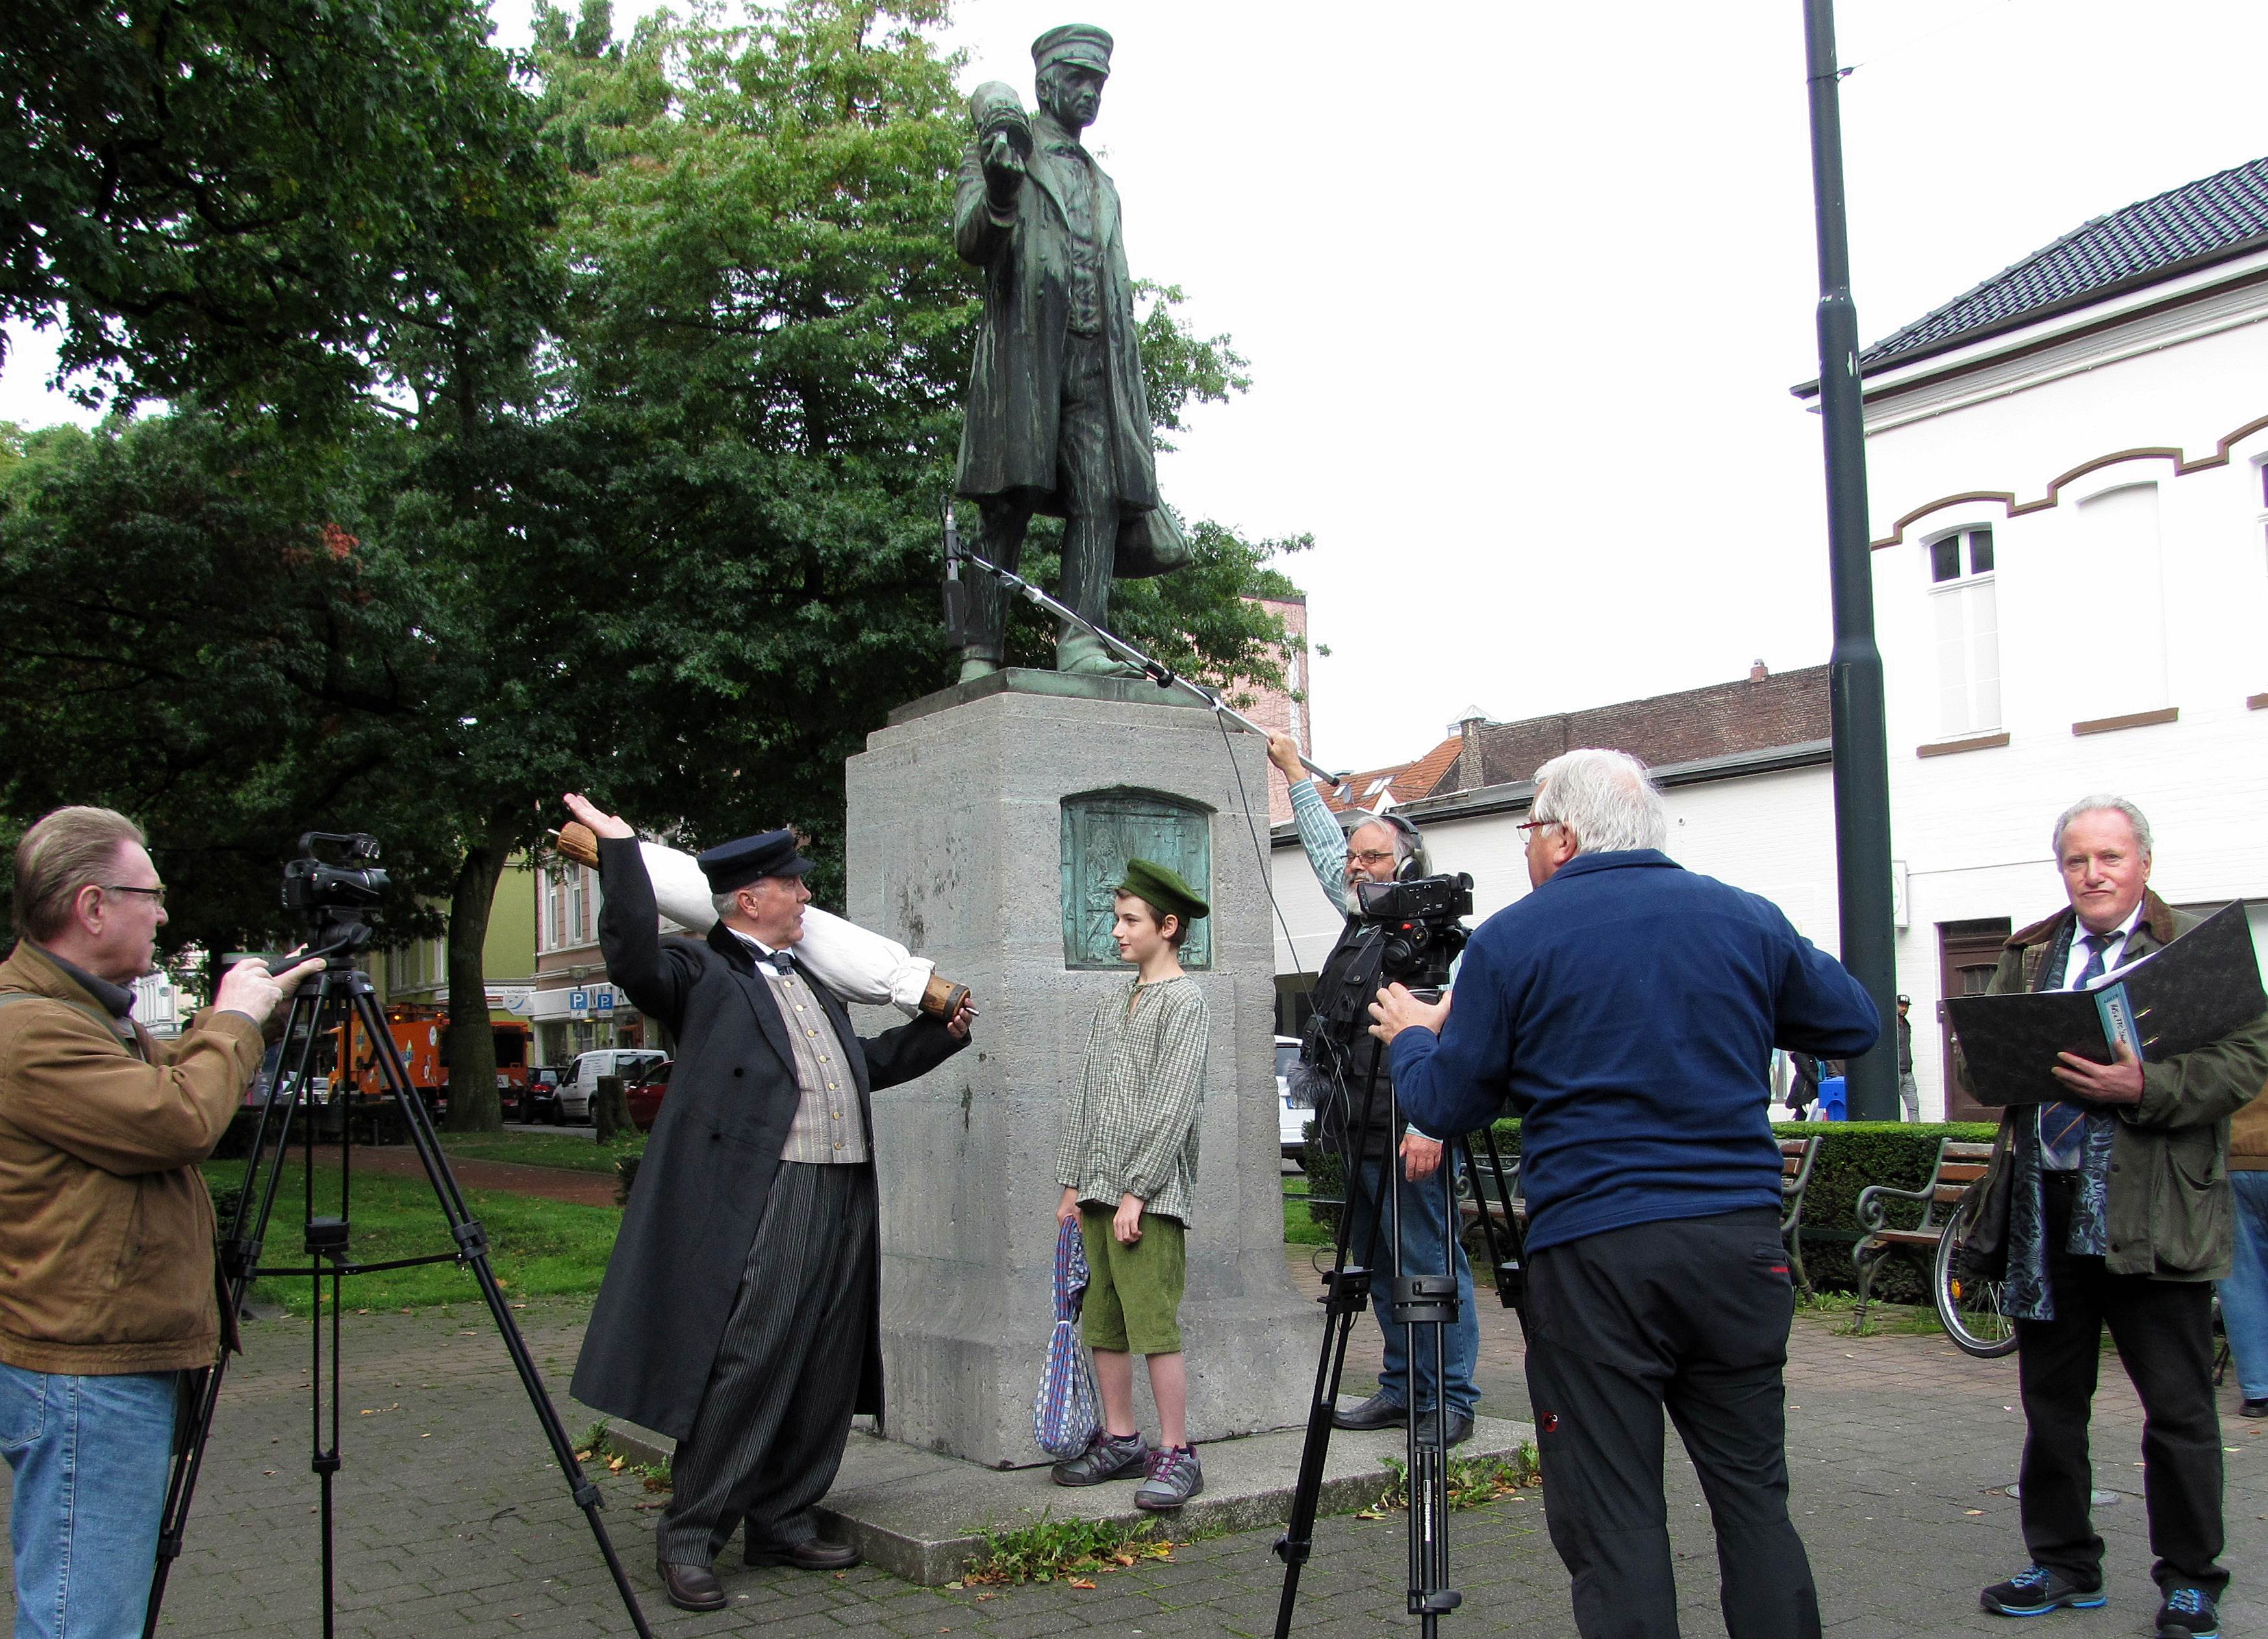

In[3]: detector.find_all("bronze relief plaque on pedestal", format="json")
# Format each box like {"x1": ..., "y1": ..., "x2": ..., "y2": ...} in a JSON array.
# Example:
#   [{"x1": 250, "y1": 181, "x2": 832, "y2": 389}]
[{"x1": 1059, "y1": 789, "x2": 1212, "y2": 969}]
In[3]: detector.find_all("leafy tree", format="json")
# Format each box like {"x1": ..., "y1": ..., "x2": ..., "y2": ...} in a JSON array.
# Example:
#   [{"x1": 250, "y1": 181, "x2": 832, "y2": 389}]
[
  {"x1": 1, "y1": 0, "x2": 1308, "y2": 1139},
  {"x1": 1, "y1": 0, "x2": 558, "y2": 422},
  {"x1": 0, "y1": 413, "x2": 464, "y2": 957}
]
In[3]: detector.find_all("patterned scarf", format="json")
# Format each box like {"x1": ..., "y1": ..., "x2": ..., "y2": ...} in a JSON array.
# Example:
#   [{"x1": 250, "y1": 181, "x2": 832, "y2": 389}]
[{"x1": 2002, "y1": 917, "x2": 2116, "y2": 1322}]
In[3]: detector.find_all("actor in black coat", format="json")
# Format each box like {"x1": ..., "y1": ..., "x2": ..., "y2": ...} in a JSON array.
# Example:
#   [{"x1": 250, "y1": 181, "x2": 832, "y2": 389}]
[{"x1": 568, "y1": 834, "x2": 968, "y2": 1442}]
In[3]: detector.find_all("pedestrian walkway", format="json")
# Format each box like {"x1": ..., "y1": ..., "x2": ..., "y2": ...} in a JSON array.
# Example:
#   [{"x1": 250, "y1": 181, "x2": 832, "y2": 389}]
[
  {"x1": 321, "y1": 1139, "x2": 622, "y2": 1207},
  {"x1": 5, "y1": 1280, "x2": 2261, "y2": 1636}
]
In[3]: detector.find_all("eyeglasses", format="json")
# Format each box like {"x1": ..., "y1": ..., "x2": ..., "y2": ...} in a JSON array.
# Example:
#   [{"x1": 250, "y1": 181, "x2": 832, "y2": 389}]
[
  {"x1": 1517, "y1": 819, "x2": 1561, "y2": 834},
  {"x1": 104, "y1": 883, "x2": 168, "y2": 907},
  {"x1": 1348, "y1": 848, "x2": 1398, "y2": 867}
]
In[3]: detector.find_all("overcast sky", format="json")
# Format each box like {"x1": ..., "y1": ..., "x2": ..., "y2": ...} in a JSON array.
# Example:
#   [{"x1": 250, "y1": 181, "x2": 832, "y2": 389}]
[{"x1": 10, "y1": 1, "x2": 2267, "y2": 772}]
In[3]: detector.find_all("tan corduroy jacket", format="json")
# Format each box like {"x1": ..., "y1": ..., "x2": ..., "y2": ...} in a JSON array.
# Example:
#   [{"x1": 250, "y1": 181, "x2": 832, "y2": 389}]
[
  {"x1": 0, "y1": 941, "x2": 264, "y2": 1373},
  {"x1": 2232, "y1": 1084, "x2": 2268, "y2": 1173}
]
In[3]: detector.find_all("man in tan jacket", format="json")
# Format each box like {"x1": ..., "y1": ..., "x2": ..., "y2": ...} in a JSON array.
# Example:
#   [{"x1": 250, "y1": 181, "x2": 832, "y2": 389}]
[
  {"x1": 0, "y1": 806, "x2": 313, "y2": 1638},
  {"x1": 2219, "y1": 1082, "x2": 2268, "y2": 1419}
]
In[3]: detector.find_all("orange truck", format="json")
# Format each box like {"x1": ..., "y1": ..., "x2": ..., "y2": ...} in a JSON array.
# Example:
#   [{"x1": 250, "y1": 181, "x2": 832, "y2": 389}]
[{"x1": 338, "y1": 1006, "x2": 530, "y2": 1115}]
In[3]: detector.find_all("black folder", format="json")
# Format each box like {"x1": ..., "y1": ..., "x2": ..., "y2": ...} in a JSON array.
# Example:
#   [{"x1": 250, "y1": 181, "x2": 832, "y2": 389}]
[{"x1": 1945, "y1": 902, "x2": 2267, "y2": 1107}]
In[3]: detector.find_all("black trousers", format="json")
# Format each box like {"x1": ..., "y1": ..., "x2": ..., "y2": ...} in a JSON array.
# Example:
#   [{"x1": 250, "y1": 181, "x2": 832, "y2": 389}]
[
  {"x1": 657, "y1": 1162, "x2": 878, "y2": 1567},
  {"x1": 1524, "y1": 1208, "x2": 1817, "y2": 1639},
  {"x1": 2015, "y1": 1173, "x2": 2224, "y2": 1596}
]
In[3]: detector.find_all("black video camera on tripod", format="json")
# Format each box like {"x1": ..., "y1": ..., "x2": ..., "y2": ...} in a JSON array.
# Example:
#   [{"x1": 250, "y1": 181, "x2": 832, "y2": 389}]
[
  {"x1": 1273, "y1": 864, "x2": 1528, "y2": 1639},
  {"x1": 144, "y1": 833, "x2": 655, "y2": 1639}
]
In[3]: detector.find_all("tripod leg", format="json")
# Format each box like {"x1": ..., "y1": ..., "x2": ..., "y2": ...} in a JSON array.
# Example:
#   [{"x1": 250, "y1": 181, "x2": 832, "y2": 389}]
[
  {"x1": 145, "y1": 979, "x2": 334, "y2": 1639},
  {"x1": 350, "y1": 987, "x2": 657, "y2": 1639},
  {"x1": 1270, "y1": 1301, "x2": 1367, "y2": 1639},
  {"x1": 1387, "y1": 1097, "x2": 1459, "y2": 1626},
  {"x1": 1272, "y1": 1049, "x2": 1398, "y2": 1639}
]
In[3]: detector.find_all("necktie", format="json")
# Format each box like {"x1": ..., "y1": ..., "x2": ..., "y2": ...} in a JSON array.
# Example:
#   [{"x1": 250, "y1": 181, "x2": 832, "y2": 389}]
[{"x1": 2039, "y1": 930, "x2": 2118, "y2": 1170}]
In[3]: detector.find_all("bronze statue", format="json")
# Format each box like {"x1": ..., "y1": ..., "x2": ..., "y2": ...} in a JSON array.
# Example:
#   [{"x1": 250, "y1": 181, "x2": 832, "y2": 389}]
[{"x1": 951, "y1": 24, "x2": 1187, "y2": 680}]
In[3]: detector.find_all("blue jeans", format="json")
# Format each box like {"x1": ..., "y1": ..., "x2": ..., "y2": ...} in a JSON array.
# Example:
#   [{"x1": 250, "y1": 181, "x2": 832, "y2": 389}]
[
  {"x1": 1348, "y1": 1151, "x2": 1481, "y2": 1417},
  {"x1": 2219, "y1": 1170, "x2": 2268, "y2": 1401},
  {"x1": 0, "y1": 1364, "x2": 180, "y2": 1639}
]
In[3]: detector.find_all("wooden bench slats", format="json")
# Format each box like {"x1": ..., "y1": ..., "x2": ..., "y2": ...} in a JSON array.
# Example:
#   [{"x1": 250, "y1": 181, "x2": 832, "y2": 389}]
[{"x1": 1851, "y1": 1134, "x2": 2000, "y2": 1323}]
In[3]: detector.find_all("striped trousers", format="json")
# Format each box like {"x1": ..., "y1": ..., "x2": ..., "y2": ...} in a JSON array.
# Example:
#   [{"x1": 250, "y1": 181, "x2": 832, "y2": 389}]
[{"x1": 657, "y1": 1161, "x2": 878, "y2": 1566}]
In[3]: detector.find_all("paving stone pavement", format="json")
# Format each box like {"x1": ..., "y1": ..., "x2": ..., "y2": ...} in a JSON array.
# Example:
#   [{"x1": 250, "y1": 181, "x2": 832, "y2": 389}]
[{"x1": 2, "y1": 1277, "x2": 2262, "y2": 1638}]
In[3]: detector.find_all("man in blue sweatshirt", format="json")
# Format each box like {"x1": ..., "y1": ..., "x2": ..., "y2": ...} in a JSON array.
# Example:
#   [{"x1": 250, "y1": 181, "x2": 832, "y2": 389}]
[{"x1": 1372, "y1": 749, "x2": 1878, "y2": 1639}]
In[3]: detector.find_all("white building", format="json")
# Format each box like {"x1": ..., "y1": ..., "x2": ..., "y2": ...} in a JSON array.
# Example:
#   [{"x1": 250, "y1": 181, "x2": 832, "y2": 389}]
[
  {"x1": 1271, "y1": 667, "x2": 1838, "y2": 1039},
  {"x1": 1271, "y1": 156, "x2": 2268, "y2": 1119},
  {"x1": 1806, "y1": 153, "x2": 2268, "y2": 1118}
]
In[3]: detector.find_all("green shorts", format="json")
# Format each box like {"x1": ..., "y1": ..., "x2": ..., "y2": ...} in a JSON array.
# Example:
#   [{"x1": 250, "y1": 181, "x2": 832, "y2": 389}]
[{"x1": 1077, "y1": 1204, "x2": 1187, "y2": 1355}]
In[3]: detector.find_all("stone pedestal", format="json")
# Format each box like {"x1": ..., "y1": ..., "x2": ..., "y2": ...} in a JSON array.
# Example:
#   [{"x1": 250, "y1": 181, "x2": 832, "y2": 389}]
[{"x1": 845, "y1": 672, "x2": 1313, "y2": 1467}]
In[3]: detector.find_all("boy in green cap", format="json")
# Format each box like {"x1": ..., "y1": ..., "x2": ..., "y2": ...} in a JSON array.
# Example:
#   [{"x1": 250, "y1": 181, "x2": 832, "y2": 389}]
[{"x1": 1051, "y1": 858, "x2": 1211, "y2": 1509}]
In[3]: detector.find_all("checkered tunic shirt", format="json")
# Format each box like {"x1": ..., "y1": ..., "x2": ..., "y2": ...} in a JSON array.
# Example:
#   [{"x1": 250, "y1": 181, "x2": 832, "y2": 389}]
[{"x1": 1054, "y1": 975, "x2": 1209, "y2": 1227}]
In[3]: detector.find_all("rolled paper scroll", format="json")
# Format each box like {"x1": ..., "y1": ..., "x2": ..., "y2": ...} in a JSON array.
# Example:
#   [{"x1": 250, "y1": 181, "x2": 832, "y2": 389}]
[{"x1": 553, "y1": 823, "x2": 966, "y2": 1021}]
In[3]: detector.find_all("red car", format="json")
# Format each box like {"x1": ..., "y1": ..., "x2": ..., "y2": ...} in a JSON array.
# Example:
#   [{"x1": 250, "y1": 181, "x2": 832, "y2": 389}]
[{"x1": 624, "y1": 1060, "x2": 673, "y2": 1132}]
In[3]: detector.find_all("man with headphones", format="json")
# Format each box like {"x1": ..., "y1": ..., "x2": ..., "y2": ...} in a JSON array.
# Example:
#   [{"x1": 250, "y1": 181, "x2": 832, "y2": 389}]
[{"x1": 1269, "y1": 736, "x2": 1481, "y2": 1447}]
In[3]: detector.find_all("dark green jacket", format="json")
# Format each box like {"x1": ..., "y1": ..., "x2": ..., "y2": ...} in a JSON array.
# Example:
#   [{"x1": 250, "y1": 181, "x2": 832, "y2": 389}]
[{"x1": 1975, "y1": 892, "x2": 2268, "y2": 1281}]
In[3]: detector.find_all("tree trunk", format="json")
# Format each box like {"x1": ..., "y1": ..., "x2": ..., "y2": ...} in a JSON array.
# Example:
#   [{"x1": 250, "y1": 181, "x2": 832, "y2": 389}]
[
  {"x1": 444, "y1": 833, "x2": 512, "y2": 1132},
  {"x1": 593, "y1": 1075, "x2": 631, "y2": 1144}
]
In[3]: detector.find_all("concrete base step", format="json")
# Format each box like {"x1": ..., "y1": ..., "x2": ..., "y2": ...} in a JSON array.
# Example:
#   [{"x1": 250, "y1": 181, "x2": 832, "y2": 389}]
[{"x1": 599, "y1": 1406, "x2": 1535, "y2": 1585}]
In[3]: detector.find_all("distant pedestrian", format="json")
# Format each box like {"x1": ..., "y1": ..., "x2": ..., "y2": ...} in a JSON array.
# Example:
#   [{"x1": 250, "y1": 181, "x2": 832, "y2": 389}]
[
  {"x1": 1050, "y1": 860, "x2": 1210, "y2": 1512},
  {"x1": 1896, "y1": 995, "x2": 1920, "y2": 1121},
  {"x1": 1787, "y1": 1051, "x2": 1821, "y2": 1121},
  {"x1": 2215, "y1": 1083, "x2": 2268, "y2": 1418}
]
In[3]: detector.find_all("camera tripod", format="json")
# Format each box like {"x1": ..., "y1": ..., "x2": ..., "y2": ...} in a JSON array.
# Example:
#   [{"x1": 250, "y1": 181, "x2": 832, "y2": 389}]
[
  {"x1": 1271, "y1": 986, "x2": 1526, "y2": 1639},
  {"x1": 144, "y1": 950, "x2": 654, "y2": 1639}
]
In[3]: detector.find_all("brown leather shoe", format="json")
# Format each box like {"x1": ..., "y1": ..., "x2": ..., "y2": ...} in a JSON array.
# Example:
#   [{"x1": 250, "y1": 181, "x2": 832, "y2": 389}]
[
  {"x1": 745, "y1": 1536, "x2": 861, "y2": 1571},
  {"x1": 657, "y1": 1558, "x2": 726, "y2": 1612}
]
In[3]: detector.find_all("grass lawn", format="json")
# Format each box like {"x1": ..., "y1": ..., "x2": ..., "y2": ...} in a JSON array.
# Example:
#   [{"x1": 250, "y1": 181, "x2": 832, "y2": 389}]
[
  {"x1": 1282, "y1": 1176, "x2": 1332, "y2": 1245},
  {"x1": 204, "y1": 1156, "x2": 621, "y2": 1317},
  {"x1": 436, "y1": 1128, "x2": 644, "y2": 1175}
]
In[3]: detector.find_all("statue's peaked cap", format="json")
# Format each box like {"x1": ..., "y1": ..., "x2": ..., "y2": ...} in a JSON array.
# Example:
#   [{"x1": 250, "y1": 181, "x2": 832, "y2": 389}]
[{"x1": 1032, "y1": 23, "x2": 1113, "y2": 75}]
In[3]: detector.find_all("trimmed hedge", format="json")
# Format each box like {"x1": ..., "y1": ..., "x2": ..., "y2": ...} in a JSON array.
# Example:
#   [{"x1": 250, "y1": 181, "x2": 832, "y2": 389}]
[
  {"x1": 1298, "y1": 1117, "x2": 1998, "y2": 1305},
  {"x1": 1776, "y1": 1121, "x2": 1997, "y2": 1301}
]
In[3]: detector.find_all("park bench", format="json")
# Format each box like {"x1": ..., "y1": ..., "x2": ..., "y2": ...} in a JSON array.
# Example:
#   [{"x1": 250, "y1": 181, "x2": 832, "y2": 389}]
[
  {"x1": 1776, "y1": 1136, "x2": 1824, "y2": 1291},
  {"x1": 1851, "y1": 1137, "x2": 1996, "y2": 1328}
]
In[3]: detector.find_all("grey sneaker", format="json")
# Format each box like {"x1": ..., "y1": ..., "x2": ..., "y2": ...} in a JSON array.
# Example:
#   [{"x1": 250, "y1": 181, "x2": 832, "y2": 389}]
[
  {"x1": 1051, "y1": 1430, "x2": 1147, "y2": 1487},
  {"x1": 1133, "y1": 1445, "x2": 1203, "y2": 1512}
]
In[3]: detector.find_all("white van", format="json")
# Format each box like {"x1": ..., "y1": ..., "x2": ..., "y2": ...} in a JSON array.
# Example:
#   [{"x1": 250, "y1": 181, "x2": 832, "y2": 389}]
[{"x1": 562, "y1": 1048, "x2": 667, "y2": 1123}]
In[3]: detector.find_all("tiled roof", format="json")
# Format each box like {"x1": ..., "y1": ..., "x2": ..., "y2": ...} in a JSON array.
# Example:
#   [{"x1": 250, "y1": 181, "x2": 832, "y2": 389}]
[
  {"x1": 1444, "y1": 667, "x2": 1831, "y2": 794},
  {"x1": 1317, "y1": 736, "x2": 1463, "y2": 815},
  {"x1": 1859, "y1": 155, "x2": 2268, "y2": 372}
]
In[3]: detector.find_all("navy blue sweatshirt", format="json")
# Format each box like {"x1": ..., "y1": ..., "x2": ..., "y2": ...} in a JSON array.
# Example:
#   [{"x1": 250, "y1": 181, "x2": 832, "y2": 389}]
[{"x1": 1389, "y1": 850, "x2": 1879, "y2": 1253}]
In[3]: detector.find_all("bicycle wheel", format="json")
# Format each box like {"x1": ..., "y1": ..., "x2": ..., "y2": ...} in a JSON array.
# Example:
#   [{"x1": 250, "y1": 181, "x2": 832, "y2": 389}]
[{"x1": 1935, "y1": 1191, "x2": 2018, "y2": 1358}]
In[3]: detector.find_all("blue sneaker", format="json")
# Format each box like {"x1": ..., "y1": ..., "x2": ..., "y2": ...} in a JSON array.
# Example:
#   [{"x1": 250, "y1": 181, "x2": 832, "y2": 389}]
[
  {"x1": 2155, "y1": 1586, "x2": 2219, "y2": 1638},
  {"x1": 1980, "y1": 1564, "x2": 2106, "y2": 1616}
]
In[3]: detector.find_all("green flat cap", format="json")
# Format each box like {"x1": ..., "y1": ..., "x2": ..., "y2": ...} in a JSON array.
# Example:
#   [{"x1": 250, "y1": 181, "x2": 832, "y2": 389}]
[
  {"x1": 1118, "y1": 858, "x2": 1208, "y2": 925},
  {"x1": 1032, "y1": 23, "x2": 1113, "y2": 76}
]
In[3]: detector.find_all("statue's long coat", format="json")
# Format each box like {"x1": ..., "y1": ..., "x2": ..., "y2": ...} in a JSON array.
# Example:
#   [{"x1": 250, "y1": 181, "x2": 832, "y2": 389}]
[
  {"x1": 568, "y1": 838, "x2": 967, "y2": 1440},
  {"x1": 952, "y1": 116, "x2": 1185, "y2": 575}
]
